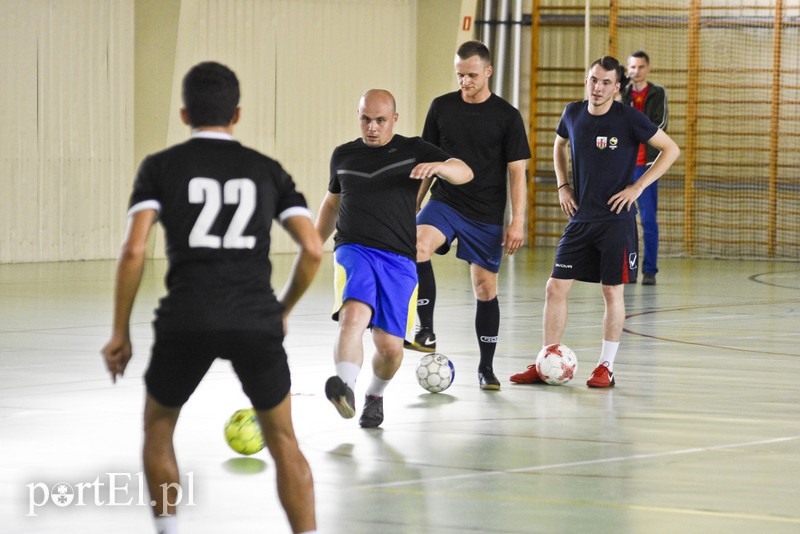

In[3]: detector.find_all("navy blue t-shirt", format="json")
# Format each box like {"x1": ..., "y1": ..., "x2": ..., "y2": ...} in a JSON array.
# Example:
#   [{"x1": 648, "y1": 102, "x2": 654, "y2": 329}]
[{"x1": 556, "y1": 100, "x2": 658, "y2": 222}]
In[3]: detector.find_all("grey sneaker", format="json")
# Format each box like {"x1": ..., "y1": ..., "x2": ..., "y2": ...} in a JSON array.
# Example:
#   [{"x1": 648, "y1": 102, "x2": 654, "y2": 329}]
[
  {"x1": 325, "y1": 376, "x2": 355, "y2": 419},
  {"x1": 359, "y1": 395, "x2": 384, "y2": 428},
  {"x1": 642, "y1": 273, "x2": 656, "y2": 285}
]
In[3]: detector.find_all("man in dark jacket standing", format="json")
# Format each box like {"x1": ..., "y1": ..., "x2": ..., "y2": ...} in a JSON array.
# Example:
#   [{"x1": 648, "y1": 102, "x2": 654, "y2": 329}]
[{"x1": 621, "y1": 51, "x2": 668, "y2": 285}]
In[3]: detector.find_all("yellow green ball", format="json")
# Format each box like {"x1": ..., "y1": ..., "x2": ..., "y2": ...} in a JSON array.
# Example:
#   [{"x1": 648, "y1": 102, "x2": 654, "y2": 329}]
[{"x1": 224, "y1": 408, "x2": 264, "y2": 456}]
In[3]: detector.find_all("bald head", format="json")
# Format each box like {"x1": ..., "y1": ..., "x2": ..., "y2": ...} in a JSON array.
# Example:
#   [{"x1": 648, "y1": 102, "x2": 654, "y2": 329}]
[
  {"x1": 358, "y1": 89, "x2": 398, "y2": 147},
  {"x1": 359, "y1": 89, "x2": 396, "y2": 114}
]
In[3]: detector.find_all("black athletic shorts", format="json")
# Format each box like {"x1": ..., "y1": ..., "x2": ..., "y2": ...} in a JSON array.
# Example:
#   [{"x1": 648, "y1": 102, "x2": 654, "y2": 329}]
[
  {"x1": 551, "y1": 219, "x2": 638, "y2": 285},
  {"x1": 144, "y1": 325, "x2": 290, "y2": 411}
]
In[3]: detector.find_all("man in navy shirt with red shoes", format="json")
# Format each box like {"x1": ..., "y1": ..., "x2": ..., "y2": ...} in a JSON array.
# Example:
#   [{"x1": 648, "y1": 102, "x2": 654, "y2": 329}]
[{"x1": 510, "y1": 56, "x2": 679, "y2": 388}]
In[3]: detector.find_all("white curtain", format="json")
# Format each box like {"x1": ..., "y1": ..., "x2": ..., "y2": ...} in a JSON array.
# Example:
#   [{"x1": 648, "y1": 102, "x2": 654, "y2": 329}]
[
  {"x1": 1, "y1": 0, "x2": 417, "y2": 262},
  {"x1": 163, "y1": 0, "x2": 417, "y2": 255},
  {"x1": 0, "y1": 0, "x2": 134, "y2": 263}
]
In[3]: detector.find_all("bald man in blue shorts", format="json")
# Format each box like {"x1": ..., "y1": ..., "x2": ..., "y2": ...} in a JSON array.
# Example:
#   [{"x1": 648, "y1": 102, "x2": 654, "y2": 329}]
[{"x1": 316, "y1": 89, "x2": 472, "y2": 428}]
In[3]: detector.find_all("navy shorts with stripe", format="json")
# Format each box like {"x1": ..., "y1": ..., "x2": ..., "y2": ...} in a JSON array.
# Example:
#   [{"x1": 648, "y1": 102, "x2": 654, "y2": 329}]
[
  {"x1": 416, "y1": 199, "x2": 504, "y2": 273},
  {"x1": 551, "y1": 219, "x2": 639, "y2": 285},
  {"x1": 333, "y1": 243, "x2": 418, "y2": 339},
  {"x1": 145, "y1": 320, "x2": 290, "y2": 411}
]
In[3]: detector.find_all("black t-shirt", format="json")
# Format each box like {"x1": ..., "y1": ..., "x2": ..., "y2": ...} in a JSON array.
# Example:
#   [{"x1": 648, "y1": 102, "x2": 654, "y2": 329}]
[
  {"x1": 422, "y1": 91, "x2": 531, "y2": 225},
  {"x1": 329, "y1": 135, "x2": 450, "y2": 260},
  {"x1": 129, "y1": 135, "x2": 310, "y2": 331},
  {"x1": 556, "y1": 100, "x2": 658, "y2": 222}
]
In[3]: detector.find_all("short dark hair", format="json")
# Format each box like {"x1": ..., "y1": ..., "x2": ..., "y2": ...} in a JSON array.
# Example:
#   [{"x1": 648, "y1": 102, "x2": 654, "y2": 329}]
[
  {"x1": 590, "y1": 56, "x2": 624, "y2": 83},
  {"x1": 630, "y1": 50, "x2": 650, "y2": 64},
  {"x1": 456, "y1": 40, "x2": 492, "y2": 66},
  {"x1": 181, "y1": 62, "x2": 240, "y2": 127}
]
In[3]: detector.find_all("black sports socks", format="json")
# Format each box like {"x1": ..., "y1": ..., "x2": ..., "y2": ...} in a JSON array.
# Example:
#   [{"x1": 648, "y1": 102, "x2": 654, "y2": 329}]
[
  {"x1": 476, "y1": 296, "x2": 500, "y2": 369},
  {"x1": 416, "y1": 260, "x2": 436, "y2": 331}
]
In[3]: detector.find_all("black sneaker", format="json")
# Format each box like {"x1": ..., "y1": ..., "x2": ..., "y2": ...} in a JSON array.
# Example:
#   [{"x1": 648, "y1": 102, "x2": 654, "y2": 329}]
[
  {"x1": 404, "y1": 330, "x2": 437, "y2": 353},
  {"x1": 478, "y1": 367, "x2": 501, "y2": 390},
  {"x1": 359, "y1": 395, "x2": 384, "y2": 428},
  {"x1": 642, "y1": 273, "x2": 656, "y2": 285},
  {"x1": 325, "y1": 376, "x2": 355, "y2": 419}
]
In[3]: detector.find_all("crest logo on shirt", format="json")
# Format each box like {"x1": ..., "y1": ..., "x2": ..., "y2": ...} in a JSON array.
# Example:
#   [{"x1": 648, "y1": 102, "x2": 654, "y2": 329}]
[
  {"x1": 596, "y1": 136, "x2": 607, "y2": 150},
  {"x1": 609, "y1": 137, "x2": 618, "y2": 150}
]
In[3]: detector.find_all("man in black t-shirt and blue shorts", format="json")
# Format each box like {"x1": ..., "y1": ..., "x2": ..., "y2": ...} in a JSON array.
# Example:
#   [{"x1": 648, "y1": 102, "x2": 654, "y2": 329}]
[
  {"x1": 510, "y1": 56, "x2": 679, "y2": 388},
  {"x1": 316, "y1": 89, "x2": 472, "y2": 428},
  {"x1": 409, "y1": 41, "x2": 531, "y2": 391},
  {"x1": 101, "y1": 62, "x2": 321, "y2": 533}
]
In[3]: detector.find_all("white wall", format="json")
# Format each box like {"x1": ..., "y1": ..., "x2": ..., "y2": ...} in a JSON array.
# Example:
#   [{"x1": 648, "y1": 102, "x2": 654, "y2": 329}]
[
  {"x1": 161, "y1": 0, "x2": 418, "y2": 256},
  {"x1": 0, "y1": 0, "x2": 134, "y2": 262},
  {"x1": 1, "y1": 0, "x2": 421, "y2": 262}
]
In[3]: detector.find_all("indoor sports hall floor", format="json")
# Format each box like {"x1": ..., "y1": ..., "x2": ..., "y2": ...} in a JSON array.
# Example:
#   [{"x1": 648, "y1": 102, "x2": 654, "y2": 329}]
[{"x1": 2, "y1": 248, "x2": 799, "y2": 534}]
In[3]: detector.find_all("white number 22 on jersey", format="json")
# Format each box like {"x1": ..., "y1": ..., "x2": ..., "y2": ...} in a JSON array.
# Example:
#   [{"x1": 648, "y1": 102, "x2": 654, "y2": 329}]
[{"x1": 188, "y1": 177, "x2": 257, "y2": 249}]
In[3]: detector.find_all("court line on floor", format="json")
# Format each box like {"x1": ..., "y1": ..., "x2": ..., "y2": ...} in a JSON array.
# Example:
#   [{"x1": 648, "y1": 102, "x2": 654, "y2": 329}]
[
  {"x1": 749, "y1": 269, "x2": 800, "y2": 290},
  {"x1": 624, "y1": 300, "x2": 800, "y2": 356},
  {"x1": 361, "y1": 488, "x2": 800, "y2": 526},
  {"x1": 358, "y1": 434, "x2": 800, "y2": 490}
]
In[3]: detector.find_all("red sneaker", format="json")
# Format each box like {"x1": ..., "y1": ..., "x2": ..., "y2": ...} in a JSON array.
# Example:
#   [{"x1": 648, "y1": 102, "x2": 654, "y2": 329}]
[
  {"x1": 510, "y1": 364, "x2": 544, "y2": 384},
  {"x1": 586, "y1": 362, "x2": 615, "y2": 388}
]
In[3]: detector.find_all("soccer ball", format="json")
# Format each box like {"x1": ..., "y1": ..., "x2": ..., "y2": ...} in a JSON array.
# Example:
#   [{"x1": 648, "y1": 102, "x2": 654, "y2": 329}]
[
  {"x1": 535, "y1": 344, "x2": 578, "y2": 385},
  {"x1": 416, "y1": 353, "x2": 455, "y2": 393},
  {"x1": 224, "y1": 408, "x2": 264, "y2": 455}
]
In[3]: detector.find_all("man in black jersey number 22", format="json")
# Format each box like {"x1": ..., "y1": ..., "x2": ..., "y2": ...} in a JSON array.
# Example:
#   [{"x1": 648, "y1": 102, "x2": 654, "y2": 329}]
[
  {"x1": 316, "y1": 89, "x2": 472, "y2": 428},
  {"x1": 102, "y1": 62, "x2": 321, "y2": 534}
]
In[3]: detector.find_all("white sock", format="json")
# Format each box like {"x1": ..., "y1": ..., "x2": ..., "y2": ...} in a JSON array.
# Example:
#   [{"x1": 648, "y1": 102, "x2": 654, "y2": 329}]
[
  {"x1": 154, "y1": 515, "x2": 177, "y2": 534},
  {"x1": 335, "y1": 361, "x2": 361, "y2": 389},
  {"x1": 599, "y1": 340, "x2": 620, "y2": 371},
  {"x1": 365, "y1": 376, "x2": 390, "y2": 398}
]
